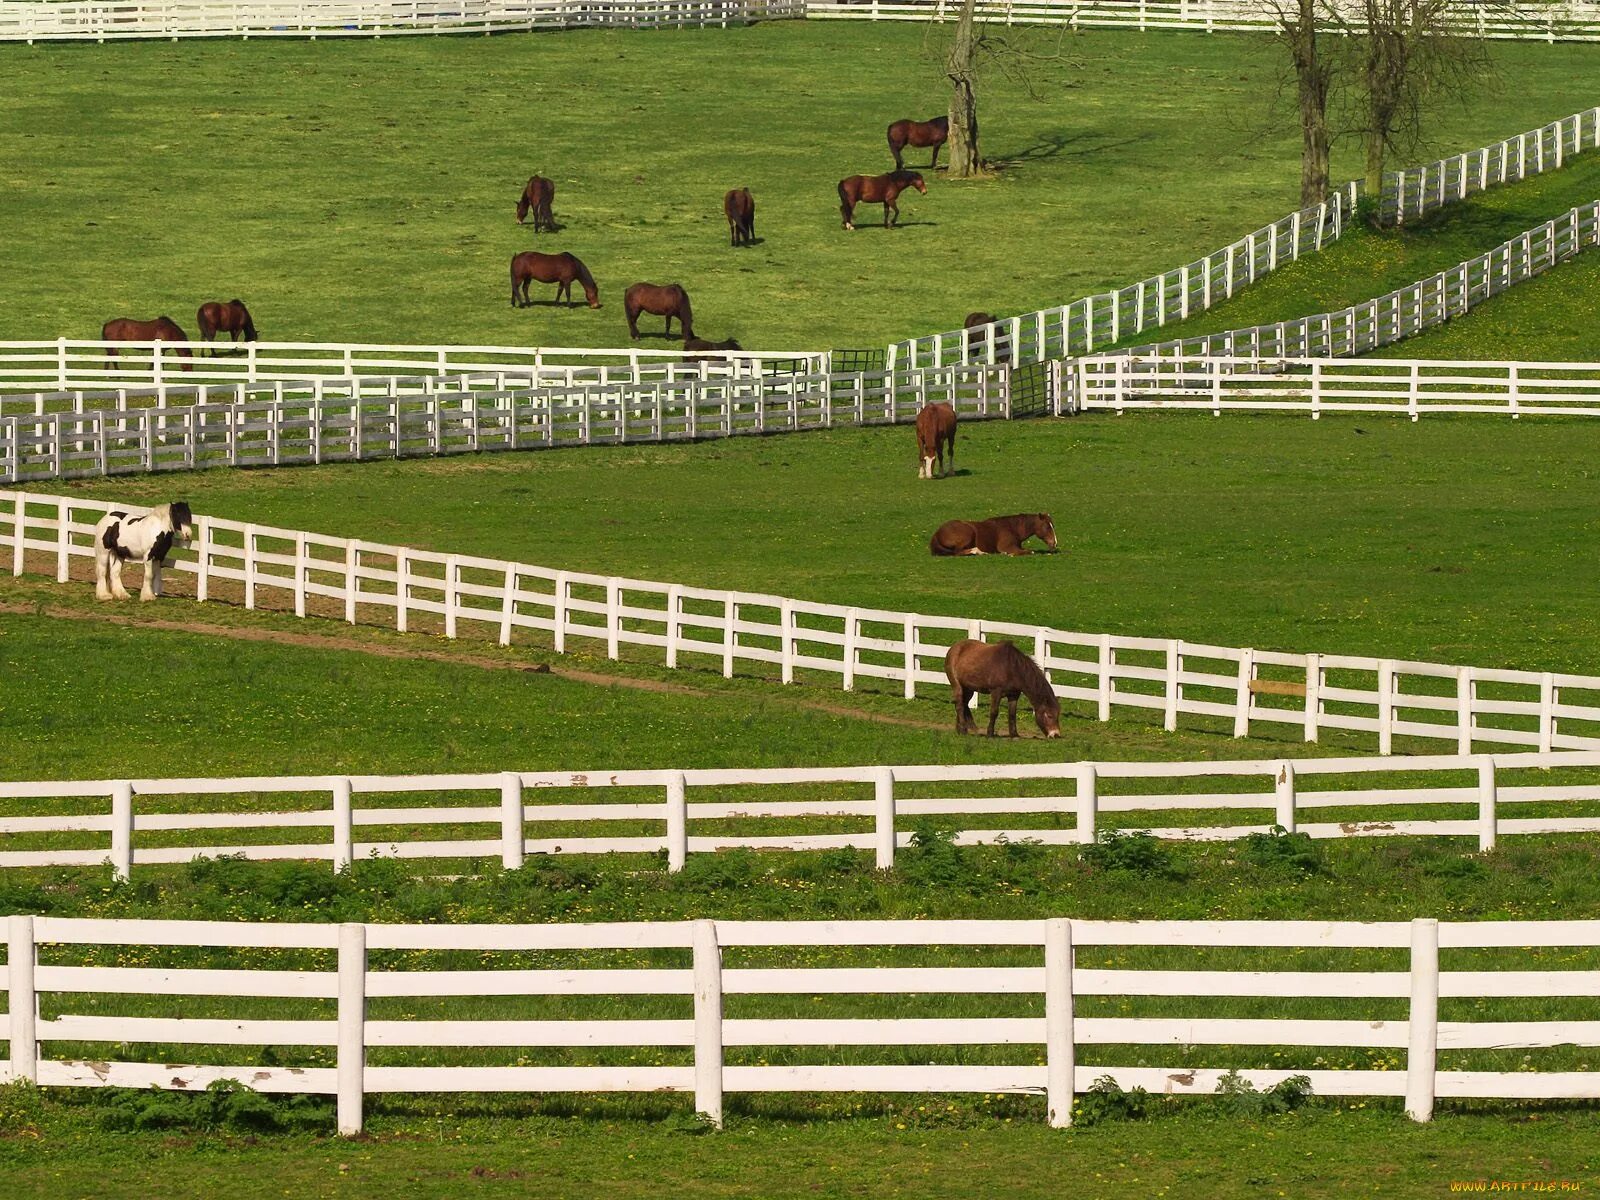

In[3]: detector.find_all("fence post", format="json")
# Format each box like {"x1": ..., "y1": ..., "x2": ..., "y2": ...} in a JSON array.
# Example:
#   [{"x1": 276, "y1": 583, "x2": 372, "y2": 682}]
[
  {"x1": 110, "y1": 781, "x2": 133, "y2": 882},
  {"x1": 498, "y1": 564, "x2": 517, "y2": 648},
  {"x1": 874, "y1": 767, "x2": 896, "y2": 870},
  {"x1": 7, "y1": 915, "x2": 37, "y2": 1084},
  {"x1": 692, "y1": 919, "x2": 724, "y2": 1129},
  {"x1": 605, "y1": 579, "x2": 621, "y2": 660},
  {"x1": 666, "y1": 584, "x2": 682, "y2": 668},
  {"x1": 10, "y1": 494, "x2": 23, "y2": 577},
  {"x1": 337, "y1": 922, "x2": 367, "y2": 1137},
  {"x1": 1045, "y1": 917, "x2": 1074, "y2": 1128},
  {"x1": 1097, "y1": 635, "x2": 1113, "y2": 721},
  {"x1": 1457, "y1": 667, "x2": 1474, "y2": 755},
  {"x1": 666, "y1": 772, "x2": 688, "y2": 872},
  {"x1": 1477, "y1": 757, "x2": 1497, "y2": 853},
  {"x1": 1232, "y1": 648, "x2": 1254, "y2": 738},
  {"x1": 1303, "y1": 653, "x2": 1321, "y2": 742},
  {"x1": 1539, "y1": 672, "x2": 1556, "y2": 753},
  {"x1": 554, "y1": 572, "x2": 569, "y2": 654},
  {"x1": 500, "y1": 772, "x2": 524, "y2": 870},
  {"x1": 1076, "y1": 764, "x2": 1098, "y2": 844},
  {"x1": 344, "y1": 541, "x2": 359, "y2": 625},
  {"x1": 1405, "y1": 917, "x2": 1440, "y2": 1123},
  {"x1": 293, "y1": 533, "x2": 308, "y2": 619},
  {"x1": 332, "y1": 777, "x2": 354, "y2": 872},
  {"x1": 1163, "y1": 640, "x2": 1181, "y2": 732},
  {"x1": 722, "y1": 595, "x2": 736, "y2": 678},
  {"x1": 243, "y1": 524, "x2": 258, "y2": 610},
  {"x1": 1378, "y1": 661, "x2": 1395, "y2": 755},
  {"x1": 842, "y1": 608, "x2": 859, "y2": 692},
  {"x1": 780, "y1": 599, "x2": 795, "y2": 684},
  {"x1": 1274, "y1": 761, "x2": 1296, "y2": 832},
  {"x1": 902, "y1": 616, "x2": 918, "y2": 700}
]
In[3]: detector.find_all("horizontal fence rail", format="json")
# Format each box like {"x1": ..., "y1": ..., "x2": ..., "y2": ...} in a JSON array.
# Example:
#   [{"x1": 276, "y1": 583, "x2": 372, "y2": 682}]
[
  {"x1": 5, "y1": 751, "x2": 1600, "y2": 879},
  {"x1": 9, "y1": 489, "x2": 1600, "y2": 756},
  {"x1": 0, "y1": 0, "x2": 804, "y2": 40},
  {"x1": 3, "y1": 914, "x2": 1597, "y2": 1134},
  {"x1": 0, "y1": 363, "x2": 1012, "y2": 485},
  {"x1": 1075, "y1": 357, "x2": 1600, "y2": 419}
]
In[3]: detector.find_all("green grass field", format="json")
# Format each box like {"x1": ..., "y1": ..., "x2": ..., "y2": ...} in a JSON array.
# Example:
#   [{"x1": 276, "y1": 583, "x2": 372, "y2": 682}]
[{"x1": 2, "y1": 25, "x2": 1597, "y2": 351}]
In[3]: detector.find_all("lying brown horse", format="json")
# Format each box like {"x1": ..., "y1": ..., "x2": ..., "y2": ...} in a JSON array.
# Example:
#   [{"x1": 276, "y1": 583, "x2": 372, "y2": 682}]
[
  {"x1": 196, "y1": 300, "x2": 256, "y2": 352},
  {"x1": 517, "y1": 175, "x2": 556, "y2": 231},
  {"x1": 101, "y1": 316, "x2": 193, "y2": 371},
  {"x1": 625, "y1": 283, "x2": 693, "y2": 340},
  {"x1": 511, "y1": 251, "x2": 600, "y2": 308},
  {"x1": 945, "y1": 639, "x2": 1062, "y2": 738},
  {"x1": 838, "y1": 170, "x2": 925, "y2": 231},
  {"x1": 915, "y1": 402, "x2": 957, "y2": 479},
  {"x1": 724, "y1": 187, "x2": 755, "y2": 247},
  {"x1": 888, "y1": 116, "x2": 949, "y2": 170},
  {"x1": 930, "y1": 513, "x2": 1057, "y2": 557}
]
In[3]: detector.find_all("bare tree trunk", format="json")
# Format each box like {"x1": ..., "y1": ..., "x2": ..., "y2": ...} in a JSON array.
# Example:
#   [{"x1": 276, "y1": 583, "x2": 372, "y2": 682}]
[
  {"x1": 1289, "y1": 0, "x2": 1332, "y2": 209},
  {"x1": 946, "y1": 0, "x2": 982, "y2": 178}
]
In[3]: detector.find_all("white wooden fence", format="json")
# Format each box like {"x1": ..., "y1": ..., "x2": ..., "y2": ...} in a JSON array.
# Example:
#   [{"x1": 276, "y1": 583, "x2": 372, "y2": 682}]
[
  {"x1": 9, "y1": 489, "x2": 1600, "y2": 755},
  {"x1": 5, "y1": 750, "x2": 1600, "y2": 879},
  {"x1": 1074, "y1": 357, "x2": 1600, "y2": 418},
  {"x1": 0, "y1": 0, "x2": 803, "y2": 41},
  {"x1": 0, "y1": 363, "x2": 1008, "y2": 484},
  {"x1": 4, "y1": 913, "x2": 1597, "y2": 1134}
]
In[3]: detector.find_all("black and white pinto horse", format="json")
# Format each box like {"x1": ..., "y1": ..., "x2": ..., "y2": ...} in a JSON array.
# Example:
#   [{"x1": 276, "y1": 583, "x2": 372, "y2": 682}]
[{"x1": 94, "y1": 502, "x2": 195, "y2": 602}]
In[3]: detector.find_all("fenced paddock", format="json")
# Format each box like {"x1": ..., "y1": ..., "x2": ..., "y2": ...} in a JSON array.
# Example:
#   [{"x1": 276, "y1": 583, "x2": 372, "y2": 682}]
[
  {"x1": 5, "y1": 751, "x2": 1600, "y2": 880},
  {"x1": 2, "y1": 914, "x2": 1597, "y2": 1134},
  {"x1": 9, "y1": 489, "x2": 1600, "y2": 756}
]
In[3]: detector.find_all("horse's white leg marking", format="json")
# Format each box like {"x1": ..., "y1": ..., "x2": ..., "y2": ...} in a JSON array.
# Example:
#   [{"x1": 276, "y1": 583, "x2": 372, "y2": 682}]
[
  {"x1": 150, "y1": 559, "x2": 163, "y2": 599},
  {"x1": 110, "y1": 557, "x2": 130, "y2": 601},
  {"x1": 94, "y1": 546, "x2": 112, "y2": 601},
  {"x1": 963, "y1": 548, "x2": 984, "y2": 556},
  {"x1": 140, "y1": 558, "x2": 157, "y2": 602},
  {"x1": 921, "y1": 455, "x2": 935, "y2": 479}
]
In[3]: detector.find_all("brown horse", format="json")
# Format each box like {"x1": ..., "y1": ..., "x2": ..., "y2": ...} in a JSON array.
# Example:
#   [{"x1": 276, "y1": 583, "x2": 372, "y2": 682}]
[
  {"x1": 625, "y1": 283, "x2": 693, "y2": 340},
  {"x1": 516, "y1": 175, "x2": 556, "y2": 231},
  {"x1": 888, "y1": 116, "x2": 949, "y2": 170},
  {"x1": 930, "y1": 513, "x2": 1057, "y2": 557},
  {"x1": 196, "y1": 300, "x2": 256, "y2": 353},
  {"x1": 838, "y1": 171, "x2": 926, "y2": 231},
  {"x1": 964, "y1": 311, "x2": 996, "y2": 329},
  {"x1": 101, "y1": 316, "x2": 193, "y2": 371},
  {"x1": 724, "y1": 187, "x2": 755, "y2": 247},
  {"x1": 511, "y1": 251, "x2": 600, "y2": 308},
  {"x1": 684, "y1": 336, "x2": 742, "y2": 354},
  {"x1": 944, "y1": 639, "x2": 1062, "y2": 738},
  {"x1": 915, "y1": 402, "x2": 957, "y2": 479}
]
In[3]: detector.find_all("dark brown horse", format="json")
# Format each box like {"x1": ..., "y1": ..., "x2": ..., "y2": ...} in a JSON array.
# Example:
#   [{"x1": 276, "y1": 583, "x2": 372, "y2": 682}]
[
  {"x1": 888, "y1": 116, "x2": 949, "y2": 170},
  {"x1": 930, "y1": 513, "x2": 1057, "y2": 557},
  {"x1": 516, "y1": 175, "x2": 556, "y2": 231},
  {"x1": 964, "y1": 311, "x2": 996, "y2": 329},
  {"x1": 945, "y1": 639, "x2": 1062, "y2": 738},
  {"x1": 101, "y1": 316, "x2": 193, "y2": 371},
  {"x1": 684, "y1": 336, "x2": 742, "y2": 355},
  {"x1": 915, "y1": 402, "x2": 957, "y2": 479},
  {"x1": 838, "y1": 171, "x2": 925, "y2": 231},
  {"x1": 625, "y1": 283, "x2": 693, "y2": 340},
  {"x1": 724, "y1": 187, "x2": 755, "y2": 247},
  {"x1": 196, "y1": 300, "x2": 256, "y2": 353},
  {"x1": 511, "y1": 251, "x2": 600, "y2": 308}
]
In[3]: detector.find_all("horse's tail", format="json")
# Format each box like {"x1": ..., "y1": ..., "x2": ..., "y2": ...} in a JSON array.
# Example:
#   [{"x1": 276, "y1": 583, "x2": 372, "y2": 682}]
[
  {"x1": 510, "y1": 255, "x2": 521, "y2": 305},
  {"x1": 676, "y1": 288, "x2": 693, "y2": 339}
]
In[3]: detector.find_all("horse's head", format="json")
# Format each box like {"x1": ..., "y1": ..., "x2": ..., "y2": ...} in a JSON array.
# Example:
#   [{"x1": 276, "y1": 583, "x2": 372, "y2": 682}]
[
  {"x1": 909, "y1": 173, "x2": 927, "y2": 194},
  {"x1": 1035, "y1": 692, "x2": 1062, "y2": 739},
  {"x1": 1035, "y1": 513, "x2": 1057, "y2": 551},
  {"x1": 169, "y1": 501, "x2": 196, "y2": 543}
]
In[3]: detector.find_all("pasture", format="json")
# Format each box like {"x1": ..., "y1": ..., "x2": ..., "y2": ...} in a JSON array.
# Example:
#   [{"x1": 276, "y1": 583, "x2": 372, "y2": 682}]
[{"x1": 0, "y1": 25, "x2": 1597, "y2": 351}]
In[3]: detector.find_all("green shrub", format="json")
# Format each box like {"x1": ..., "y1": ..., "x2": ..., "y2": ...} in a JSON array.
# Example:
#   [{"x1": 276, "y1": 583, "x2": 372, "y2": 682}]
[
  {"x1": 1213, "y1": 1070, "x2": 1314, "y2": 1117},
  {"x1": 1080, "y1": 831, "x2": 1187, "y2": 880},
  {"x1": 1075, "y1": 1076, "x2": 1152, "y2": 1126},
  {"x1": 91, "y1": 1080, "x2": 331, "y2": 1133},
  {"x1": 1241, "y1": 827, "x2": 1326, "y2": 876}
]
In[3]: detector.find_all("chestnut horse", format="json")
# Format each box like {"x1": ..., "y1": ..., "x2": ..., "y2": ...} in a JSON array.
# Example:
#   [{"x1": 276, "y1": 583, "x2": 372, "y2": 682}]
[
  {"x1": 944, "y1": 639, "x2": 1062, "y2": 738},
  {"x1": 101, "y1": 316, "x2": 193, "y2": 371},
  {"x1": 517, "y1": 175, "x2": 556, "y2": 231},
  {"x1": 511, "y1": 251, "x2": 600, "y2": 308},
  {"x1": 838, "y1": 171, "x2": 925, "y2": 230},
  {"x1": 888, "y1": 116, "x2": 949, "y2": 170},
  {"x1": 915, "y1": 402, "x2": 957, "y2": 479},
  {"x1": 724, "y1": 187, "x2": 755, "y2": 247},
  {"x1": 196, "y1": 300, "x2": 256, "y2": 353},
  {"x1": 625, "y1": 283, "x2": 694, "y2": 340},
  {"x1": 930, "y1": 513, "x2": 1057, "y2": 557}
]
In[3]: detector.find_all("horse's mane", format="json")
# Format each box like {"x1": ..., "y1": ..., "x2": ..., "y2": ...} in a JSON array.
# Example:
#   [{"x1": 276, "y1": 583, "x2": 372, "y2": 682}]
[
  {"x1": 997, "y1": 642, "x2": 1057, "y2": 706},
  {"x1": 568, "y1": 255, "x2": 598, "y2": 296}
]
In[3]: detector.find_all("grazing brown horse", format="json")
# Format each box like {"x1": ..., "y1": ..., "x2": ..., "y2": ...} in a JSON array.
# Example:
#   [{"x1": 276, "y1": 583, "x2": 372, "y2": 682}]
[
  {"x1": 101, "y1": 316, "x2": 193, "y2": 371},
  {"x1": 964, "y1": 311, "x2": 996, "y2": 329},
  {"x1": 196, "y1": 300, "x2": 256, "y2": 353},
  {"x1": 945, "y1": 639, "x2": 1062, "y2": 738},
  {"x1": 625, "y1": 283, "x2": 694, "y2": 340},
  {"x1": 511, "y1": 251, "x2": 600, "y2": 308},
  {"x1": 915, "y1": 402, "x2": 957, "y2": 479},
  {"x1": 839, "y1": 171, "x2": 926, "y2": 231},
  {"x1": 930, "y1": 513, "x2": 1057, "y2": 557},
  {"x1": 724, "y1": 187, "x2": 755, "y2": 247},
  {"x1": 888, "y1": 116, "x2": 949, "y2": 170},
  {"x1": 516, "y1": 175, "x2": 556, "y2": 231}
]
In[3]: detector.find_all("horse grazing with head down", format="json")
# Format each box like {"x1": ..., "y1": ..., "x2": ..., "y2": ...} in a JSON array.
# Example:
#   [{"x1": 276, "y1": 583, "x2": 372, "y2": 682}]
[
  {"x1": 196, "y1": 300, "x2": 256, "y2": 353},
  {"x1": 517, "y1": 175, "x2": 556, "y2": 231},
  {"x1": 101, "y1": 316, "x2": 193, "y2": 371},
  {"x1": 724, "y1": 188, "x2": 755, "y2": 247},
  {"x1": 625, "y1": 283, "x2": 693, "y2": 340},
  {"x1": 915, "y1": 402, "x2": 957, "y2": 479},
  {"x1": 511, "y1": 251, "x2": 600, "y2": 308},
  {"x1": 888, "y1": 116, "x2": 949, "y2": 170},
  {"x1": 945, "y1": 639, "x2": 1062, "y2": 738},
  {"x1": 94, "y1": 501, "x2": 195, "y2": 602},
  {"x1": 683, "y1": 336, "x2": 742, "y2": 363},
  {"x1": 930, "y1": 513, "x2": 1056, "y2": 557},
  {"x1": 838, "y1": 171, "x2": 925, "y2": 230}
]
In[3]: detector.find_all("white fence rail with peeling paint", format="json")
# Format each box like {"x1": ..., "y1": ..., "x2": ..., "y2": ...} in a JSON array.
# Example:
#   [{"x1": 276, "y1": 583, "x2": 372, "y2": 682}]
[
  {"x1": 5, "y1": 751, "x2": 1600, "y2": 880},
  {"x1": 8, "y1": 489, "x2": 1600, "y2": 756},
  {"x1": 3, "y1": 914, "x2": 1597, "y2": 1135}
]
